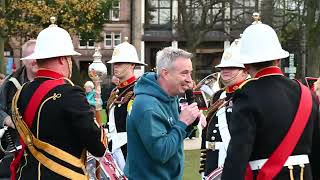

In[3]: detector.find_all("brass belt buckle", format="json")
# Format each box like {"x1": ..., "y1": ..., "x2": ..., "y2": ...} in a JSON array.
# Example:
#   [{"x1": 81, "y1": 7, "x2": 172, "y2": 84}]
[{"x1": 208, "y1": 142, "x2": 215, "y2": 150}]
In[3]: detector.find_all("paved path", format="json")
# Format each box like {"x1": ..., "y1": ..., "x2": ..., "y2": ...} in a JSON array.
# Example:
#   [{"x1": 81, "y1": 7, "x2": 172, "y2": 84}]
[{"x1": 184, "y1": 137, "x2": 201, "y2": 150}]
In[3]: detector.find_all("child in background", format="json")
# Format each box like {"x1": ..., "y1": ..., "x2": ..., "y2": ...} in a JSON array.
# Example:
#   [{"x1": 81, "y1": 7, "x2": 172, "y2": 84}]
[{"x1": 84, "y1": 81, "x2": 102, "y2": 110}]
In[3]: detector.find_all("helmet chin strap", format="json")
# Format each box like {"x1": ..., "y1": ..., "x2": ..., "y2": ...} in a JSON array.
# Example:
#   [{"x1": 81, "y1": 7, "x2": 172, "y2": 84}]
[
  {"x1": 221, "y1": 69, "x2": 244, "y2": 86},
  {"x1": 67, "y1": 58, "x2": 72, "y2": 79}
]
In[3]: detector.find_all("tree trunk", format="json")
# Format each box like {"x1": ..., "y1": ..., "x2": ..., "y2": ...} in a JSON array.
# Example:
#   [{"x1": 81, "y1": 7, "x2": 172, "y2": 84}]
[
  {"x1": 305, "y1": 0, "x2": 320, "y2": 77},
  {"x1": 306, "y1": 46, "x2": 320, "y2": 76},
  {"x1": 260, "y1": 0, "x2": 274, "y2": 25}
]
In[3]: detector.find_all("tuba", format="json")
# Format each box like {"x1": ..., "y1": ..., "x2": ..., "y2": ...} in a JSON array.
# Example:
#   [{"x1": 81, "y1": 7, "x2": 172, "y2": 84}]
[{"x1": 195, "y1": 72, "x2": 222, "y2": 98}]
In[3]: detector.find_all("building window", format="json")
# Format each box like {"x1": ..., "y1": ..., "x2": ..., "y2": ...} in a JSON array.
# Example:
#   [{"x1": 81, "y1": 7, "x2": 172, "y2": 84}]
[
  {"x1": 146, "y1": 0, "x2": 172, "y2": 25},
  {"x1": 79, "y1": 36, "x2": 95, "y2": 49},
  {"x1": 104, "y1": 32, "x2": 121, "y2": 48},
  {"x1": 109, "y1": 1, "x2": 120, "y2": 21}
]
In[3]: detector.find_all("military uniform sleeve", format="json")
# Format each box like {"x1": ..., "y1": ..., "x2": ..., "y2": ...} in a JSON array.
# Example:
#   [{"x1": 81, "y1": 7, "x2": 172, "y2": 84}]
[
  {"x1": 221, "y1": 89, "x2": 256, "y2": 180},
  {"x1": 64, "y1": 86, "x2": 106, "y2": 157},
  {"x1": 135, "y1": 109, "x2": 187, "y2": 164}
]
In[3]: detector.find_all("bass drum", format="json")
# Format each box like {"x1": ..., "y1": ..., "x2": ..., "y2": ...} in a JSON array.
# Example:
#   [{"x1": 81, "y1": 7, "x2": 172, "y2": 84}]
[
  {"x1": 87, "y1": 151, "x2": 127, "y2": 180},
  {"x1": 205, "y1": 167, "x2": 223, "y2": 180}
]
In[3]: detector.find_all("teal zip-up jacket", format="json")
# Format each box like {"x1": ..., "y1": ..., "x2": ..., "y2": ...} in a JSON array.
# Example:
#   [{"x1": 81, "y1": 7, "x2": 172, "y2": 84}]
[{"x1": 124, "y1": 72, "x2": 188, "y2": 180}]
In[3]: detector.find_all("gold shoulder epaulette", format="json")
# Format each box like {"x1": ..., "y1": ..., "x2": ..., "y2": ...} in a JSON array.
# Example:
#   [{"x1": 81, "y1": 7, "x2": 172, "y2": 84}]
[{"x1": 238, "y1": 78, "x2": 257, "y2": 89}]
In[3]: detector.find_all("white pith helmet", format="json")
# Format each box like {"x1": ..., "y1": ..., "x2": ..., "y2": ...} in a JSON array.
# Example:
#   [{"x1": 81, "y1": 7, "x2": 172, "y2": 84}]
[
  {"x1": 216, "y1": 39, "x2": 245, "y2": 69},
  {"x1": 21, "y1": 17, "x2": 81, "y2": 60},
  {"x1": 107, "y1": 37, "x2": 146, "y2": 66},
  {"x1": 238, "y1": 13, "x2": 289, "y2": 64}
]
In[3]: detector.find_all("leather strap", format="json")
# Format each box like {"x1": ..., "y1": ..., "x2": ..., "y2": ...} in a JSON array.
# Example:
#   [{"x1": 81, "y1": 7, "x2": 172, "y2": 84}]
[
  {"x1": 8, "y1": 77, "x2": 22, "y2": 90},
  {"x1": 13, "y1": 115, "x2": 87, "y2": 180}
]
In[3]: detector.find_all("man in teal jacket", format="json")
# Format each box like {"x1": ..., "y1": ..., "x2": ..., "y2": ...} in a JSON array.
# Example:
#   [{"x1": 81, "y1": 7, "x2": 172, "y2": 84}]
[{"x1": 124, "y1": 47, "x2": 200, "y2": 180}]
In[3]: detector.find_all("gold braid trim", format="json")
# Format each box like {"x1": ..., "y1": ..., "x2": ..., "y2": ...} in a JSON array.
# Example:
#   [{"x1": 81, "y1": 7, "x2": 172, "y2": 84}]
[
  {"x1": 288, "y1": 165, "x2": 294, "y2": 180},
  {"x1": 107, "y1": 83, "x2": 135, "y2": 111},
  {"x1": 115, "y1": 91, "x2": 134, "y2": 104},
  {"x1": 206, "y1": 98, "x2": 226, "y2": 119},
  {"x1": 107, "y1": 88, "x2": 118, "y2": 111}
]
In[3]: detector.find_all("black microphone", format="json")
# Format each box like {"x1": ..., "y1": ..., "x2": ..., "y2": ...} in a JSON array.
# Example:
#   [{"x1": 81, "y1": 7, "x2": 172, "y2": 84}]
[
  {"x1": 185, "y1": 89, "x2": 199, "y2": 127},
  {"x1": 185, "y1": 89, "x2": 194, "y2": 105}
]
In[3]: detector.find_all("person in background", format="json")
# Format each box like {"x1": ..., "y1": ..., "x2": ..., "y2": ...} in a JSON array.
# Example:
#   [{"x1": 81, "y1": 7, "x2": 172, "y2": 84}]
[
  {"x1": 199, "y1": 38, "x2": 248, "y2": 179},
  {"x1": 0, "y1": 74, "x2": 5, "y2": 86},
  {"x1": 0, "y1": 39, "x2": 38, "y2": 180},
  {"x1": 124, "y1": 47, "x2": 200, "y2": 180},
  {"x1": 105, "y1": 39, "x2": 146, "y2": 171},
  {"x1": 7, "y1": 21, "x2": 106, "y2": 180},
  {"x1": 84, "y1": 80, "x2": 102, "y2": 110},
  {"x1": 84, "y1": 81, "x2": 96, "y2": 106},
  {"x1": 221, "y1": 14, "x2": 320, "y2": 180}
]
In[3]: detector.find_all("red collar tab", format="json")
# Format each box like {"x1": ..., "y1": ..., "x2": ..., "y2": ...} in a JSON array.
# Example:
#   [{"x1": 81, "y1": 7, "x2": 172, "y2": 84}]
[
  {"x1": 118, "y1": 76, "x2": 136, "y2": 88},
  {"x1": 226, "y1": 80, "x2": 245, "y2": 93},
  {"x1": 36, "y1": 69, "x2": 64, "y2": 79},
  {"x1": 254, "y1": 66, "x2": 284, "y2": 78}
]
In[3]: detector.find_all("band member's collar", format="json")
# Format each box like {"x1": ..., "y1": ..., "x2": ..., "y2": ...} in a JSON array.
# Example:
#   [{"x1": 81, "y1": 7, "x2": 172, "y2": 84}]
[
  {"x1": 254, "y1": 66, "x2": 284, "y2": 78},
  {"x1": 36, "y1": 69, "x2": 64, "y2": 79},
  {"x1": 118, "y1": 76, "x2": 136, "y2": 88},
  {"x1": 226, "y1": 80, "x2": 246, "y2": 93}
]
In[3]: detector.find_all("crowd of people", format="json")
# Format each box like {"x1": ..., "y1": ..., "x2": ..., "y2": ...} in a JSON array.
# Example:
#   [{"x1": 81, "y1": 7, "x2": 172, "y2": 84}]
[{"x1": 0, "y1": 13, "x2": 319, "y2": 180}]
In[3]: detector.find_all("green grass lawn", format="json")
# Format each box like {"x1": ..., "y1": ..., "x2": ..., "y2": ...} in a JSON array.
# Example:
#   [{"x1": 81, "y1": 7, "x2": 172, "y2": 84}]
[
  {"x1": 101, "y1": 109, "x2": 107, "y2": 125},
  {"x1": 184, "y1": 150, "x2": 201, "y2": 180}
]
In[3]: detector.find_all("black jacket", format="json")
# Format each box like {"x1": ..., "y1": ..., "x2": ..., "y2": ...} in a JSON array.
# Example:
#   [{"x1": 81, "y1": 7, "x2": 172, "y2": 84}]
[
  {"x1": 222, "y1": 75, "x2": 320, "y2": 180},
  {"x1": 106, "y1": 79, "x2": 135, "y2": 159},
  {"x1": 202, "y1": 89, "x2": 234, "y2": 176},
  {"x1": 15, "y1": 76, "x2": 106, "y2": 180}
]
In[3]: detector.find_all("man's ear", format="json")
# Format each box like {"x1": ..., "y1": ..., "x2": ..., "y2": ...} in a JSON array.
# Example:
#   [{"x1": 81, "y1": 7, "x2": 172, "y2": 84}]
[
  {"x1": 130, "y1": 64, "x2": 135, "y2": 70},
  {"x1": 57, "y1": 57, "x2": 67, "y2": 65},
  {"x1": 161, "y1": 68, "x2": 169, "y2": 80}
]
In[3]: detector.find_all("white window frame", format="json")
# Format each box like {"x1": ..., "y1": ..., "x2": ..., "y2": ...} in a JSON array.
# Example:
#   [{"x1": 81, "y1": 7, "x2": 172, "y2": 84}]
[
  {"x1": 79, "y1": 36, "x2": 95, "y2": 49},
  {"x1": 104, "y1": 32, "x2": 121, "y2": 49},
  {"x1": 110, "y1": 1, "x2": 120, "y2": 21},
  {"x1": 105, "y1": 33, "x2": 113, "y2": 48}
]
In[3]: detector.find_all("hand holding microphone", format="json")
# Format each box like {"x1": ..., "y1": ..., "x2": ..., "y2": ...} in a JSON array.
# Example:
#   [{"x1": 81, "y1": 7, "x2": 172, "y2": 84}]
[{"x1": 179, "y1": 89, "x2": 201, "y2": 126}]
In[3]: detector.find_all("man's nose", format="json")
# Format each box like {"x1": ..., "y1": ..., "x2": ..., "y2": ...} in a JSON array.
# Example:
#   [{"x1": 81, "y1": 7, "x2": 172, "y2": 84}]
[{"x1": 186, "y1": 73, "x2": 192, "y2": 82}]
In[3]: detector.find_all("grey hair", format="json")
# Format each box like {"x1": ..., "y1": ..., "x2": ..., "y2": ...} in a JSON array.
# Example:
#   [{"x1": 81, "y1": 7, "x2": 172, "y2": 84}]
[
  {"x1": 156, "y1": 47, "x2": 192, "y2": 76},
  {"x1": 22, "y1": 39, "x2": 36, "y2": 58}
]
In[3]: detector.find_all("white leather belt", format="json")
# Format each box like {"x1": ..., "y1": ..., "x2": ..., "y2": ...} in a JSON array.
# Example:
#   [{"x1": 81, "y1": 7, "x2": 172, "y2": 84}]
[
  {"x1": 249, "y1": 154, "x2": 309, "y2": 170},
  {"x1": 206, "y1": 141, "x2": 223, "y2": 151}
]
